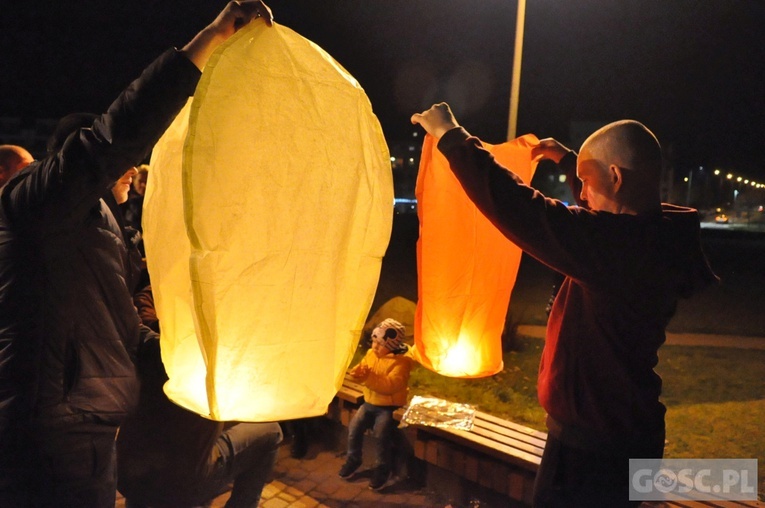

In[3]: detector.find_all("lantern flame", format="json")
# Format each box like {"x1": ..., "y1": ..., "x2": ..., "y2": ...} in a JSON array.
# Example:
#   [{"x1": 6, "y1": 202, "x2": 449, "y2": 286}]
[{"x1": 437, "y1": 334, "x2": 485, "y2": 377}]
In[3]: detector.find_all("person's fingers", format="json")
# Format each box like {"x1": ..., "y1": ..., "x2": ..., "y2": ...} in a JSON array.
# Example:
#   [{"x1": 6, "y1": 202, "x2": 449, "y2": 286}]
[
  {"x1": 233, "y1": 0, "x2": 273, "y2": 27},
  {"x1": 412, "y1": 104, "x2": 440, "y2": 123},
  {"x1": 433, "y1": 102, "x2": 449, "y2": 113},
  {"x1": 259, "y1": 1, "x2": 274, "y2": 26}
]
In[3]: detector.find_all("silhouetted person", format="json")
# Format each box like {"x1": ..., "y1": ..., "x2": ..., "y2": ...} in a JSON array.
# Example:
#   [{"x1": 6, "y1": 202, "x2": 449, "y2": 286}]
[
  {"x1": 0, "y1": 144, "x2": 33, "y2": 187},
  {"x1": 122, "y1": 164, "x2": 148, "y2": 233},
  {"x1": 0, "y1": 2, "x2": 272, "y2": 506},
  {"x1": 117, "y1": 284, "x2": 282, "y2": 508}
]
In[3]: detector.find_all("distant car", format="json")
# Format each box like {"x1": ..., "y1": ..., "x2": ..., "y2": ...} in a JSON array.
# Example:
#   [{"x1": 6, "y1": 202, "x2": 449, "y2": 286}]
[{"x1": 714, "y1": 214, "x2": 729, "y2": 224}]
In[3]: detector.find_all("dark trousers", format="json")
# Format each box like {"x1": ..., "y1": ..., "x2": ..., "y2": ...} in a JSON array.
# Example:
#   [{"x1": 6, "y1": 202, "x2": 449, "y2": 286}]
[
  {"x1": 532, "y1": 434, "x2": 657, "y2": 508},
  {"x1": 5, "y1": 425, "x2": 119, "y2": 508},
  {"x1": 214, "y1": 422, "x2": 283, "y2": 508},
  {"x1": 123, "y1": 421, "x2": 283, "y2": 508}
]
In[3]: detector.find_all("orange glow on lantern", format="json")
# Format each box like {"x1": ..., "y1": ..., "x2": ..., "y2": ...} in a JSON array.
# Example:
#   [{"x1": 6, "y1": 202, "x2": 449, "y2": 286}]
[{"x1": 413, "y1": 133, "x2": 540, "y2": 378}]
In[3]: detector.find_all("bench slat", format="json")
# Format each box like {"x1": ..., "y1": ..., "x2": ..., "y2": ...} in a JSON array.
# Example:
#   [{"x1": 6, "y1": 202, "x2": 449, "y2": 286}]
[
  {"x1": 476, "y1": 410, "x2": 548, "y2": 440},
  {"x1": 468, "y1": 425, "x2": 545, "y2": 457},
  {"x1": 342, "y1": 374, "x2": 365, "y2": 392},
  {"x1": 421, "y1": 425, "x2": 542, "y2": 471},
  {"x1": 471, "y1": 417, "x2": 547, "y2": 450},
  {"x1": 336, "y1": 389, "x2": 363, "y2": 404},
  {"x1": 337, "y1": 376, "x2": 364, "y2": 404}
]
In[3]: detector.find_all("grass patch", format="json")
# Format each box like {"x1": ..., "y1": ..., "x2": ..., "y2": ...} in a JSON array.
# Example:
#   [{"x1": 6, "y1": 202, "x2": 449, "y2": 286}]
[
  {"x1": 658, "y1": 346, "x2": 765, "y2": 497},
  {"x1": 406, "y1": 337, "x2": 547, "y2": 429},
  {"x1": 362, "y1": 336, "x2": 765, "y2": 498},
  {"x1": 657, "y1": 345, "x2": 765, "y2": 404}
]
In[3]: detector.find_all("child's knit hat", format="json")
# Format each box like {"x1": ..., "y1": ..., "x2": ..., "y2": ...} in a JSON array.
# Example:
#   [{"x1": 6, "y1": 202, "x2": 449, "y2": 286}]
[{"x1": 372, "y1": 318, "x2": 406, "y2": 352}]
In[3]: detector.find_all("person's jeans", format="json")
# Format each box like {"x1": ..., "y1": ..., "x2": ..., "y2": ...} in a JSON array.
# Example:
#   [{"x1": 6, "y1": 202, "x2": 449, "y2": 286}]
[
  {"x1": 209, "y1": 421, "x2": 283, "y2": 508},
  {"x1": 346, "y1": 403, "x2": 398, "y2": 470}
]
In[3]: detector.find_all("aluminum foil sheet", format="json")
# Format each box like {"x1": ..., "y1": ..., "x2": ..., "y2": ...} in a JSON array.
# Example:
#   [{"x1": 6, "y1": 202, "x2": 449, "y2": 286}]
[{"x1": 400, "y1": 395, "x2": 476, "y2": 431}]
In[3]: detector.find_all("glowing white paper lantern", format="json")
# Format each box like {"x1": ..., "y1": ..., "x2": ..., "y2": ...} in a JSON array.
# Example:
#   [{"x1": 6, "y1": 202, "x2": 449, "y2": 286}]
[{"x1": 145, "y1": 22, "x2": 392, "y2": 421}]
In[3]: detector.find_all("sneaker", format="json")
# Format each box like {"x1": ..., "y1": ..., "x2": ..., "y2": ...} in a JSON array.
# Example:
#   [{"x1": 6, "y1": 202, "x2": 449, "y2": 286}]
[
  {"x1": 338, "y1": 458, "x2": 361, "y2": 479},
  {"x1": 368, "y1": 466, "x2": 390, "y2": 491}
]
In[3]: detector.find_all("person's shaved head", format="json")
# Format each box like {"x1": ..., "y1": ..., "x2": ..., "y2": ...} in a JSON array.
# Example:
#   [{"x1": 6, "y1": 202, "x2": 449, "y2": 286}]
[
  {"x1": 582, "y1": 120, "x2": 662, "y2": 177},
  {"x1": 577, "y1": 120, "x2": 663, "y2": 214},
  {"x1": 0, "y1": 145, "x2": 34, "y2": 187}
]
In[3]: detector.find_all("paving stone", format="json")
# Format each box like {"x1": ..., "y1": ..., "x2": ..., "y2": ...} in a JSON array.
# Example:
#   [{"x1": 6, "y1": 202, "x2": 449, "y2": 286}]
[{"x1": 261, "y1": 497, "x2": 290, "y2": 508}]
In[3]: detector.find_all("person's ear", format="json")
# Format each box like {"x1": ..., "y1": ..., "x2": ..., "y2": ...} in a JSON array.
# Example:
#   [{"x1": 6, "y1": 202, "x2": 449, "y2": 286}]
[{"x1": 609, "y1": 165, "x2": 624, "y2": 192}]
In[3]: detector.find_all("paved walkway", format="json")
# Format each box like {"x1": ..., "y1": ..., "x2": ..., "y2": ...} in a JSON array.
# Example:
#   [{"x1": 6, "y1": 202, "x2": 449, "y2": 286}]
[
  {"x1": 117, "y1": 431, "x2": 452, "y2": 508},
  {"x1": 253, "y1": 445, "x2": 444, "y2": 508}
]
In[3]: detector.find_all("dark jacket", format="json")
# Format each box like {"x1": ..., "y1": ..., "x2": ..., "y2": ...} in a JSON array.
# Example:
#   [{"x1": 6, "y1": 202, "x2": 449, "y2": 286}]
[
  {"x1": 438, "y1": 128, "x2": 718, "y2": 454},
  {"x1": 0, "y1": 48, "x2": 201, "y2": 466}
]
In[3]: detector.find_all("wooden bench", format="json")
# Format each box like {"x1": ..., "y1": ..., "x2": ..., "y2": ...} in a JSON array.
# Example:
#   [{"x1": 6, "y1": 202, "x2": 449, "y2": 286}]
[
  {"x1": 328, "y1": 374, "x2": 364, "y2": 426},
  {"x1": 328, "y1": 374, "x2": 545, "y2": 505},
  {"x1": 399, "y1": 406, "x2": 544, "y2": 505}
]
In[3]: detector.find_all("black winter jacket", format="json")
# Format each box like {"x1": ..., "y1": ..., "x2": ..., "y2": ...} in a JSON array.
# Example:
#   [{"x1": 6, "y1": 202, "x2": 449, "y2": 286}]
[{"x1": 0, "y1": 49, "x2": 200, "y2": 453}]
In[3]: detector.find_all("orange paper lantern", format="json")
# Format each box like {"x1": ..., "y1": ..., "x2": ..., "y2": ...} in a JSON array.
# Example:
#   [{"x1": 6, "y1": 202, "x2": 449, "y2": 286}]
[{"x1": 413, "y1": 133, "x2": 540, "y2": 378}]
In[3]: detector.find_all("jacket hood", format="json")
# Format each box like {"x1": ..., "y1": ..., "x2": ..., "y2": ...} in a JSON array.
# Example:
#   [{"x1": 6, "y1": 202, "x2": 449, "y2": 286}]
[{"x1": 660, "y1": 204, "x2": 719, "y2": 298}]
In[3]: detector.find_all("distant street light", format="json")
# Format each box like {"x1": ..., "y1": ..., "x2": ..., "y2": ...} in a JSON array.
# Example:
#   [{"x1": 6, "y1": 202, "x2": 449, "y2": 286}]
[{"x1": 507, "y1": 0, "x2": 527, "y2": 140}]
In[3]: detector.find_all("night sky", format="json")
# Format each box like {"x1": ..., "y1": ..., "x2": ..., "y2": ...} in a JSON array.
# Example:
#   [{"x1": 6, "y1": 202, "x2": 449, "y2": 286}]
[{"x1": 3, "y1": 1, "x2": 764, "y2": 178}]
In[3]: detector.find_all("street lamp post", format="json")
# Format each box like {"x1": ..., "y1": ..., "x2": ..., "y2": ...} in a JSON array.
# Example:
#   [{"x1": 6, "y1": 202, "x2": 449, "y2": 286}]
[{"x1": 507, "y1": 0, "x2": 527, "y2": 141}]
